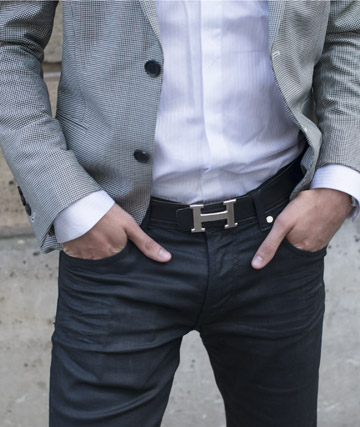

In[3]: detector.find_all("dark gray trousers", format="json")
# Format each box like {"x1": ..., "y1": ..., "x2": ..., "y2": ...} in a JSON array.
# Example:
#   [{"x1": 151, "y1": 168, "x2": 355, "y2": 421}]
[{"x1": 50, "y1": 199, "x2": 325, "y2": 427}]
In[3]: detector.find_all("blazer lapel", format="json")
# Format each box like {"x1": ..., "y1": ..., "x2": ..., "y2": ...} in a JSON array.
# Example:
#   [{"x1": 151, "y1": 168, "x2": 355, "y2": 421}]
[
  {"x1": 138, "y1": 0, "x2": 162, "y2": 44},
  {"x1": 268, "y1": 1, "x2": 285, "y2": 51}
]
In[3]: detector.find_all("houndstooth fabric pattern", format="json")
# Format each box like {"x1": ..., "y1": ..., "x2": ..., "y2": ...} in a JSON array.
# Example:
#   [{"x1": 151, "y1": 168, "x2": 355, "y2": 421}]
[{"x1": 0, "y1": 0, "x2": 359, "y2": 252}]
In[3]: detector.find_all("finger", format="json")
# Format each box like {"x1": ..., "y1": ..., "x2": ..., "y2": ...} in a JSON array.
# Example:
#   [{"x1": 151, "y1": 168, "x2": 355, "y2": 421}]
[
  {"x1": 251, "y1": 216, "x2": 291, "y2": 269},
  {"x1": 62, "y1": 245, "x2": 70, "y2": 255},
  {"x1": 125, "y1": 221, "x2": 171, "y2": 263}
]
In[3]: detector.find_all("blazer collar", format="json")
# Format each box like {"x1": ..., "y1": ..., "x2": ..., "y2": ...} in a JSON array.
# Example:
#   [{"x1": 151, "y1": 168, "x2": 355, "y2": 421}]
[{"x1": 139, "y1": 0, "x2": 285, "y2": 51}]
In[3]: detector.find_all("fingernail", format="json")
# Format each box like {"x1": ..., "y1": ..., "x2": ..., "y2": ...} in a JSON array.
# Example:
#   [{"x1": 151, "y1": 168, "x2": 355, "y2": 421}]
[
  {"x1": 252, "y1": 255, "x2": 263, "y2": 269},
  {"x1": 159, "y1": 248, "x2": 171, "y2": 262}
]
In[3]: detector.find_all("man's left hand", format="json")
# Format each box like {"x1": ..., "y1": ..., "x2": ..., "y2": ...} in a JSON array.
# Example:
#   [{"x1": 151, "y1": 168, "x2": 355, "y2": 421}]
[{"x1": 251, "y1": 188, "x2": 353, "y2": 269}]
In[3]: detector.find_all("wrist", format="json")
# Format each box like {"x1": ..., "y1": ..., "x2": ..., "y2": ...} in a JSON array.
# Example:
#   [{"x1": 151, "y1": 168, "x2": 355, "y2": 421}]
[{"x1": 310, "y1": 188, "x2": 353, "y2": 216}]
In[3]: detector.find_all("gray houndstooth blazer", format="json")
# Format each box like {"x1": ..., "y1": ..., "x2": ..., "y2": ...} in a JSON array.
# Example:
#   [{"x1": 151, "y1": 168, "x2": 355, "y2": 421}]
[{"x1": 0, "y1": 1, "x2": 360, "y2": 252}]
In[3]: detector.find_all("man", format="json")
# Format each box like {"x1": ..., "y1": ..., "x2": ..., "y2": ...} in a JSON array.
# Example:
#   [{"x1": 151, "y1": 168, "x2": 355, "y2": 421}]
[{"x1": 1, "y1": 1, "x2": 359, "y2": 426}]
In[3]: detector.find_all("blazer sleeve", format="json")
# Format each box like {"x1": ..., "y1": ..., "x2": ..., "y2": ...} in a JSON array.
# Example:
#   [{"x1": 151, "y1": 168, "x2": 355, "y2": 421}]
[
  {"x1": 313, "y1": 1, "x2": 360, "y2": 173},
  {"x1": 0, "y1": 1, "x2": 101, "y2": 249}
]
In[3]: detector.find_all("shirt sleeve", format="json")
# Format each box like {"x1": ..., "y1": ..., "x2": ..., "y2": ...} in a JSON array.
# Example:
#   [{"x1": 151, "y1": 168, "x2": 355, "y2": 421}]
[
  {"x1": 53, "y1": 191, "x2": 115, "y2": 243},
  {"x1": 310, "y1": 165, "x2": 360, "y2": 221}
]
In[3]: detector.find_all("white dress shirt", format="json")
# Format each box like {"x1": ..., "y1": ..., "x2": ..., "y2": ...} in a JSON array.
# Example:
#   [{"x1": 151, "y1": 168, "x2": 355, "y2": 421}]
[{"x1": 54, "y1": 0, "x2": 360, "y2": 243}]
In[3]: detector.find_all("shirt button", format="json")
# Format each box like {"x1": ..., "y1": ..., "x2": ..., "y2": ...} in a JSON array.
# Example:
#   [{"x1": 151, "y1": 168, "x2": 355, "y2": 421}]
[
  {"x1": 134, "y1": 150, "x2": 150, "y2": 163},
  {"x1": 144, "y1": 60, "x2": 161, "y2": 77}
]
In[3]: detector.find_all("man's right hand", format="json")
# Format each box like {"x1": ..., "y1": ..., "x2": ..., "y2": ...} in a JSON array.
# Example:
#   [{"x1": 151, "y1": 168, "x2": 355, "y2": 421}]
[{"x1": 61, "y1": 203, "x2": 172, "y2": 262}]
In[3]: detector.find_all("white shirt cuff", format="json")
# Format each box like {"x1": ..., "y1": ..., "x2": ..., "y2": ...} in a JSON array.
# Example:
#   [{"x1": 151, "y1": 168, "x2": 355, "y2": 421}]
[
  {"x1": 310, "y1": 165, "x2": 360, "y2": 221},
  {"x1": 54, "y1": 190, "x2": 115, "y2": 243}
]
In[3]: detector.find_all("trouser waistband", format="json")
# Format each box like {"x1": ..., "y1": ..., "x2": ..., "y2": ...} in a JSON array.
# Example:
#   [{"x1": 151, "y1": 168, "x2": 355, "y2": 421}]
[{"x1": 149, "y1": 156, "x2": 304, "y2": 232}]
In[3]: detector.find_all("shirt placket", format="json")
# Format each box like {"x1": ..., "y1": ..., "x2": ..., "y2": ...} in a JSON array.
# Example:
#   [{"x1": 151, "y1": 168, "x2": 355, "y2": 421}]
[{"x1": 200, "y1": 0, "x2": 225, "y2": 199}]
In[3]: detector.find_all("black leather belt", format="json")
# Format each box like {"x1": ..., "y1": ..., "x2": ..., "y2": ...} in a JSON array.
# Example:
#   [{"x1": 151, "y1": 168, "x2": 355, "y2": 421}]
[{"x1": 149, "y1": 155, "x2": 304, "y2": 232}]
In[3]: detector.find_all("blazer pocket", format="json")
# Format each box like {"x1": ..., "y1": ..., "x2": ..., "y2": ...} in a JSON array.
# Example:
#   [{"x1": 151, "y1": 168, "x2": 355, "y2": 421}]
[{"x1": 56, "y1": 112, "x2": 88, "y2": 133}]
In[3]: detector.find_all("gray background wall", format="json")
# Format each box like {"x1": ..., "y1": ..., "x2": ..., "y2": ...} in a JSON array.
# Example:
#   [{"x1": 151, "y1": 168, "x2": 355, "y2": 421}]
[{"x1": 1, "y1": 4, "x2": 359, "y2": 426}]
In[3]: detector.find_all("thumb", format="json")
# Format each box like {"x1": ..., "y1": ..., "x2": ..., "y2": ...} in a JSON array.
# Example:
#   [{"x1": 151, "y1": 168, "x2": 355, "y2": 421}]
[
  {"x1": 251, "y1": 217, "x2": 290, "y2": 269},
  {"x1": 126, "y1": 220, "x2": 172, "y2": 263}
]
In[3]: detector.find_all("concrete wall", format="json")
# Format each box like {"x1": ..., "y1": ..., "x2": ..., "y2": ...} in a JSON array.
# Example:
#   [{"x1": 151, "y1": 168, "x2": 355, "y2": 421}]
[{"x1": 45, "y1": 2, "x2": 63, "y2": 64}]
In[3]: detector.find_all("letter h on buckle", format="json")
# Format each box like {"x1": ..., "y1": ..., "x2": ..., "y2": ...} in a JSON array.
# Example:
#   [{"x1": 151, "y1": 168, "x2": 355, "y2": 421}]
[{"x1": 190, "y1": 199, "x2": 238, "y2": 233}]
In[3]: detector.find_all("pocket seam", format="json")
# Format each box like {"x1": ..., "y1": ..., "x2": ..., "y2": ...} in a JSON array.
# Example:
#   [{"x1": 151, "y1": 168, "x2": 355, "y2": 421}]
[
  {"x1": 282, "y1": 237, "x2": 327, "y2": 258},
  {"x1": 56, "y1": 112, "x2": 88, "y2": 132},
  {"x1": 61, "y1": 241, "x2": 130, "y2": 267}
]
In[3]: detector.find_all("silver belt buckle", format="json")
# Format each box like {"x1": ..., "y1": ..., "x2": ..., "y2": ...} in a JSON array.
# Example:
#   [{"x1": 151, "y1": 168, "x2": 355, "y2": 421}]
[{"x1": 190, "y1": 199, "x2": 238, "y2": 233}]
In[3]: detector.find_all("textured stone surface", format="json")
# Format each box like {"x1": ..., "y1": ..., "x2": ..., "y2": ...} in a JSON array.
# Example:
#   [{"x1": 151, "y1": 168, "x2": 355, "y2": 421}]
[
  {"x1": 44, "y1": 1, "x2": 63, "y2": 63},
  {"x1": 0, "y1": 237, "x2": 57, "y2": 427},
  {"x1": 0, "y1": 220, "x2": 359, "y2": 427}
]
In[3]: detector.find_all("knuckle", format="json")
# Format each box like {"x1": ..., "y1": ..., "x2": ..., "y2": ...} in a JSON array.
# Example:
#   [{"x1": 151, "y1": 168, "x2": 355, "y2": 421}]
[
  {"x1": 143, "y1": 237, "x2": 157, "y2": 253},
  {"x1": 124, "y1": 223, "x2": 142, "y2": 241},
  {"x1": 121, "y1": 217, "x2": 139, "y2": 230},
  {"x1": 275, "y1": 214, "x2": 288, "y2": 230},
  {"x1": 260, "y1": 242, "x2": 274, "y2": 256},
  {"x1": 123, "y1": 220, "x2": 136, "y2": 235},
  {"x1": 301, "y1": 239, "x2": 317, "y2": 252}
]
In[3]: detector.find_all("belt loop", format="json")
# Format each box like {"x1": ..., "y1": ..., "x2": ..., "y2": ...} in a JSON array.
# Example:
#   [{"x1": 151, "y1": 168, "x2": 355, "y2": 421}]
[{"x1": 249, "y1": 188, "x2": 271, "y2": 232}]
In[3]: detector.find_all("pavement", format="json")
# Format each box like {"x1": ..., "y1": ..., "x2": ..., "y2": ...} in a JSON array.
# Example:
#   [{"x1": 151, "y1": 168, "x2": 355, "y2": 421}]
[{"x1": 0, "y1": 219, "x2": 359, "y2": 427}]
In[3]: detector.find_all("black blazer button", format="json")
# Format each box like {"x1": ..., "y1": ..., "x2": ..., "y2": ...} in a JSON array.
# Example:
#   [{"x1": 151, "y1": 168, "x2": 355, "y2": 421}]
[
  {"x1": 145, "y1": 60, "x2": 161, "y2": 77},
  {"x1": 134, "y1": 150, "x2": 150, "y2": 163},
  {"x1": 25, "y1": 204, "x2": 32, "y2": 216}
]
